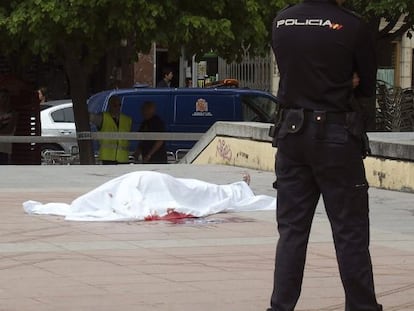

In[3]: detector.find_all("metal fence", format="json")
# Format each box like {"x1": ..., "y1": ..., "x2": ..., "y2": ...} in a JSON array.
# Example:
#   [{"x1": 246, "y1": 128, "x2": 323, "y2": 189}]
[
  {"x1": 0, "y1": 132, "x2": 204, "y2": 144},
  {"x1": 0, "y1": 132, "x2": 204, "y2": 165},
  {"x1": 376, "y1": 81, "x2": 414, "y2": 132},
  {"x1": 218, "y1": 52, "x2": 272, "y2": 92}
]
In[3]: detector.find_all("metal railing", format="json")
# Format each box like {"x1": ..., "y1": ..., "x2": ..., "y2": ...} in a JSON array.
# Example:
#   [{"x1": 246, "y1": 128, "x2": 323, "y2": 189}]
[
  {"x1": 218, "y1": 52, "x2": 272, "y2": 92},
  {"x1": 0, "y1": 132, "x2": 204, "y2": 143},
  {"x1": 0, "y1": 132, "x2": 204, "y2": 165},
  {"x1": 376, "y1": 82, "x2": 414, "y2": 132}
]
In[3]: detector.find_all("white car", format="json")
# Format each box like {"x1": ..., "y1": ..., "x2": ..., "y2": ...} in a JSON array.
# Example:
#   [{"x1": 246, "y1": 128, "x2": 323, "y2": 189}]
[{"x1": 40, "y1": 100, "x2": 77, "y2": 156}]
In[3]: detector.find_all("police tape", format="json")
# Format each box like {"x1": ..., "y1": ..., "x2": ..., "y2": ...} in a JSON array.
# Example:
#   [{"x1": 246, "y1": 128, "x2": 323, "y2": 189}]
[{"x1": 0, "y1": 132, "x2": 204, "y2": 143}]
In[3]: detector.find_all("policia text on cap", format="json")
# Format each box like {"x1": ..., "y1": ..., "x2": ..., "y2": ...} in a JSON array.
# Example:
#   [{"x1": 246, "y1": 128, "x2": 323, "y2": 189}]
[{"x1": 267, "y1": 1, "x2": 382, "y2": 311}]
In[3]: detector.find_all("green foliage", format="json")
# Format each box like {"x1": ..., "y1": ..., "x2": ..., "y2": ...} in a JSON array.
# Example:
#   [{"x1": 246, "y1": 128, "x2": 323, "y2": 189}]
[
  {"x1": 0, "y1": 0, "x2": 411, "y2": 164},
  {"x1": 0, "y1": 0, "x2": 294, "y2": 64},
  {"x1": 349, "y1": 0, "x2": 412, "y2": 18},
  {"x1": 163, "y1": 0, "x2": 278, "y2": 60},
  {"x1": 0, "y1": 0, "x2": 169, "y2": 67},
  {"x1": 347, "y1": 0, "x2": 414, "y2": 36},
  {"x1": 0, "y1": 0, "x2": 412, "y2": 67}
]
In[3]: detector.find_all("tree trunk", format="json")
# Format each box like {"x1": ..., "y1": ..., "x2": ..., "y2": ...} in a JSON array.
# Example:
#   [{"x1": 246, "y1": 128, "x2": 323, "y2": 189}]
[{"x1": 64, "y1": 59, "x2": 95, "y2": 165}]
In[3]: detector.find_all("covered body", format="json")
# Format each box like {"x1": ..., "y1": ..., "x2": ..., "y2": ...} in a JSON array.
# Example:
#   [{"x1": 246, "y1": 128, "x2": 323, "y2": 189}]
[{"x1": 24, "y1": 171, "x2": 275, "y2": 221}]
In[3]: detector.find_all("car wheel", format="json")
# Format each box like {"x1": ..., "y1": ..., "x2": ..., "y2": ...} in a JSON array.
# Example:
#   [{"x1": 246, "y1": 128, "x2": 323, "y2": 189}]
[{"x1": 41, "y1": 144, "x2": 64, "y2": 164}]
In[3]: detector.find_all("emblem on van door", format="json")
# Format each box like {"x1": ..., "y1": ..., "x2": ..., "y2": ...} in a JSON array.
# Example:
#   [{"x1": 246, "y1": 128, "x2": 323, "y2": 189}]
[{"x1": 192, "y1": 98, "x2": 213, "y2": 117}]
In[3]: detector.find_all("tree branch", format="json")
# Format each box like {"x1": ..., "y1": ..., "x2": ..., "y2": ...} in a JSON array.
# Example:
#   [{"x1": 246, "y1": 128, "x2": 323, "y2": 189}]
[
  {"x1": 378, "y1": 18, "x2": 399, "y2": 37},
  {"x1": 380, "y1": 21, "x2": 412, "y2": 41}
]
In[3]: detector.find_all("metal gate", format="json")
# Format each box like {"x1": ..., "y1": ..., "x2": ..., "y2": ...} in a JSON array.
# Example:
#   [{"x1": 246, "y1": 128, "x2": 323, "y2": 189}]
[
  {"x1": 218, "y1": 52, "x2": 273, "y2": 92},
  {"x1": 376, "y1": 81, "x2": 414, "y2": 131}
]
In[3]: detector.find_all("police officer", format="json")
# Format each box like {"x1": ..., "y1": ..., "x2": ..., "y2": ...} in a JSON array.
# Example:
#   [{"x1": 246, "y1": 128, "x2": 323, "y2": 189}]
[{"x1": 267, "y1": 1, "x2": 382, "y2": 310}]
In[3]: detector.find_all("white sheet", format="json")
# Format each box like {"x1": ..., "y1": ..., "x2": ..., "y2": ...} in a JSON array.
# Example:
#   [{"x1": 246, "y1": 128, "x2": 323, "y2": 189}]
[{"x1": 23, "y1": 171, "x2": 276, "y2": 221}]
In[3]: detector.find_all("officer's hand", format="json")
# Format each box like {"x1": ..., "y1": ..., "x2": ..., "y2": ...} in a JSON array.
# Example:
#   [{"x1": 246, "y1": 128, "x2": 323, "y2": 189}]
[{"x1": 352, "y1": 73, "x2": 360, "y2": 89}]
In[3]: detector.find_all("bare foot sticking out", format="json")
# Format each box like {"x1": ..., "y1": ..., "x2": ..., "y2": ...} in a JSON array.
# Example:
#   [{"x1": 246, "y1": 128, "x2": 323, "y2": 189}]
[{"x1": 242, "y1": 172, "x2": 251, "y2": 186}]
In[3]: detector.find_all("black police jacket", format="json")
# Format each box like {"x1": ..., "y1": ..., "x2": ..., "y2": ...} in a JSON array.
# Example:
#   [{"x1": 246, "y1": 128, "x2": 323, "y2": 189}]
[{"x1": 272, "y1": 0, "x2": 377, "y2": 112}]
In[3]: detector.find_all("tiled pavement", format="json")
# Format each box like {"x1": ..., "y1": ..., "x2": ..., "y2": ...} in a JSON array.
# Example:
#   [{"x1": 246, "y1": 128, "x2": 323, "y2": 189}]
[{"x1": 0, "y1": 165, "x2": 413, "y2": 311}]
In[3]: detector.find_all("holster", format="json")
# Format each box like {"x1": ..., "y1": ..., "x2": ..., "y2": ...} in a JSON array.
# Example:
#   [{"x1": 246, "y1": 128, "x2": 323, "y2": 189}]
[
  {"x1": 346, "y1": 111, "x2": 371, "y2": 158},
  {"x1": 269, "y1": 109, "x2": 284, "y2": 147}
]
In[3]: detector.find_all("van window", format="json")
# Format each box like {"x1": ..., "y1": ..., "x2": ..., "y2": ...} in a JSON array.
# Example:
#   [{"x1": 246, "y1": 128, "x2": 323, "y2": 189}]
[
  {"x1": 241, "y1": 95, "x2": 278, "y2": 122},
  {"x1": 121, "y1": 95, "x2": 169, "y2": 130},
  {"x1": 174, "y1": 95, "x2": 236, "y2": 125},
  {"x1": 51, "y1": 107, "x2": 75, "y2": 123},
  {"x1": 119, "y1": 94, "x2": 170, "y2": 152}
]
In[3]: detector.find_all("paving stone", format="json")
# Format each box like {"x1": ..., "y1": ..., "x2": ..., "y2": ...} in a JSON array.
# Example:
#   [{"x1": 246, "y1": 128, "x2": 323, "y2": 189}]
[{"x1": 0, "y1": 165, "x2": 412, "y2": 310}]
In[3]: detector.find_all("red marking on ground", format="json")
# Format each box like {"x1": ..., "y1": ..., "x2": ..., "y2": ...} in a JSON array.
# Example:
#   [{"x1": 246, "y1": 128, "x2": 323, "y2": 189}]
[{"x1": 144, "y1": 211, "x2": 196, "y2": 222}]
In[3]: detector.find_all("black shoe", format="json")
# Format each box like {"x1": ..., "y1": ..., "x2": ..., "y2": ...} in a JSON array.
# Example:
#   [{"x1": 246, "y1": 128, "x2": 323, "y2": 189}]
[{"x1": 266, "y1": 309, "x2": 273, "y2": 311}]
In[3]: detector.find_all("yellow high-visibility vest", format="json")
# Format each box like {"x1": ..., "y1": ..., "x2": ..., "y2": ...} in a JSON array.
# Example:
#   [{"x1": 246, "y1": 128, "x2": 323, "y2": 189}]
[{"x1": 99, "y1": 112, "x2": 132, "y2": 163}]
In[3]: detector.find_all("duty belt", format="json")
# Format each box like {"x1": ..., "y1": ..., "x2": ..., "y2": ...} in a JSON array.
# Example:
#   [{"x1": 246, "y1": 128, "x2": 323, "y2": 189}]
[
  {"x1": 302, "y1": 110, "x2": 347, "y2": 125},
  {"x1": 270, "y1": 109, "x2": 350, "y2": 141},
  {"x1": 282, "y1": 109, "x2": 348, "y2": 140}
]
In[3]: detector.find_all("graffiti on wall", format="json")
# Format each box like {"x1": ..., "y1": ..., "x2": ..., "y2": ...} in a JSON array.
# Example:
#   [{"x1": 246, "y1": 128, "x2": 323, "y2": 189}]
[
  {"x1": 236, "y1": 151, "x2": 249, "y2": 160},
  {"x1": 195, "y1": 137, "x2": 277, "y2": 171},
  {"x1": 216, "y1": 139, "x2": 232, "y2": 161}
]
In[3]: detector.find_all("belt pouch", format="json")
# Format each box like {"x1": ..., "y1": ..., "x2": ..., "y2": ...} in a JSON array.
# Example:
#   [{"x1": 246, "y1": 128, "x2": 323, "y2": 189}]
[{"x1": 278, "y1": 109, "x2": 305, "y2": 138}]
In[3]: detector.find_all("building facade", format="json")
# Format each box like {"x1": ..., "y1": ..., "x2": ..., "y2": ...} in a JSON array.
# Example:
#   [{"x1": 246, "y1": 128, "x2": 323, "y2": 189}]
[{"x1": 399, "y1": 33, "x2": 414, "y2": 88}]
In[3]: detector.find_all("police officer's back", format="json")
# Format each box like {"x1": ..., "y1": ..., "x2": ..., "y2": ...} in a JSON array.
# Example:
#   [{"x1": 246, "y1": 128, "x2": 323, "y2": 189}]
[
  {"x1": 273, "y1": 0, "x2": 376, "y2": 112},
  {"x1": 267, "y1": 1, "x2": 382, "y2": 311}
]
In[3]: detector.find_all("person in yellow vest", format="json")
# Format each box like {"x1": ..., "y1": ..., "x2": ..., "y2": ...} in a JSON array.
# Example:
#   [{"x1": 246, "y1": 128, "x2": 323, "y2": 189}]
[{"x1": 90, "y1": 96, "x2": 132, "y2": 165}]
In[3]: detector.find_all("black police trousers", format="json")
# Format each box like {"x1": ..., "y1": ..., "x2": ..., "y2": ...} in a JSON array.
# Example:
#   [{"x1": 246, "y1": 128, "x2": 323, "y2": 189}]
[{"x1": 270, "y1": 118, "x2": 381, "y2": 311}]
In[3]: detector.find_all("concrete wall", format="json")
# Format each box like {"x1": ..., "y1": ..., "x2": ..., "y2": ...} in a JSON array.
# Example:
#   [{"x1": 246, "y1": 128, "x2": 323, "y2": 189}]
[
  {"x1": 193, "y1": 137, "x2": 276, "y2": 171},
  {"x1": 365, "y1": 157, "x2": 414, "y2": 192},
  {"x1": 182, "y1": 122, "x2": 414, "y2": 193}
]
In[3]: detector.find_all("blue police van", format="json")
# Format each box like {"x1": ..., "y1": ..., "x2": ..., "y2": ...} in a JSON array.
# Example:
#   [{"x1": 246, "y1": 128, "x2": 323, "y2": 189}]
[{"x1": 88, "y1": 86, "x2": 278, "y2": 159}]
